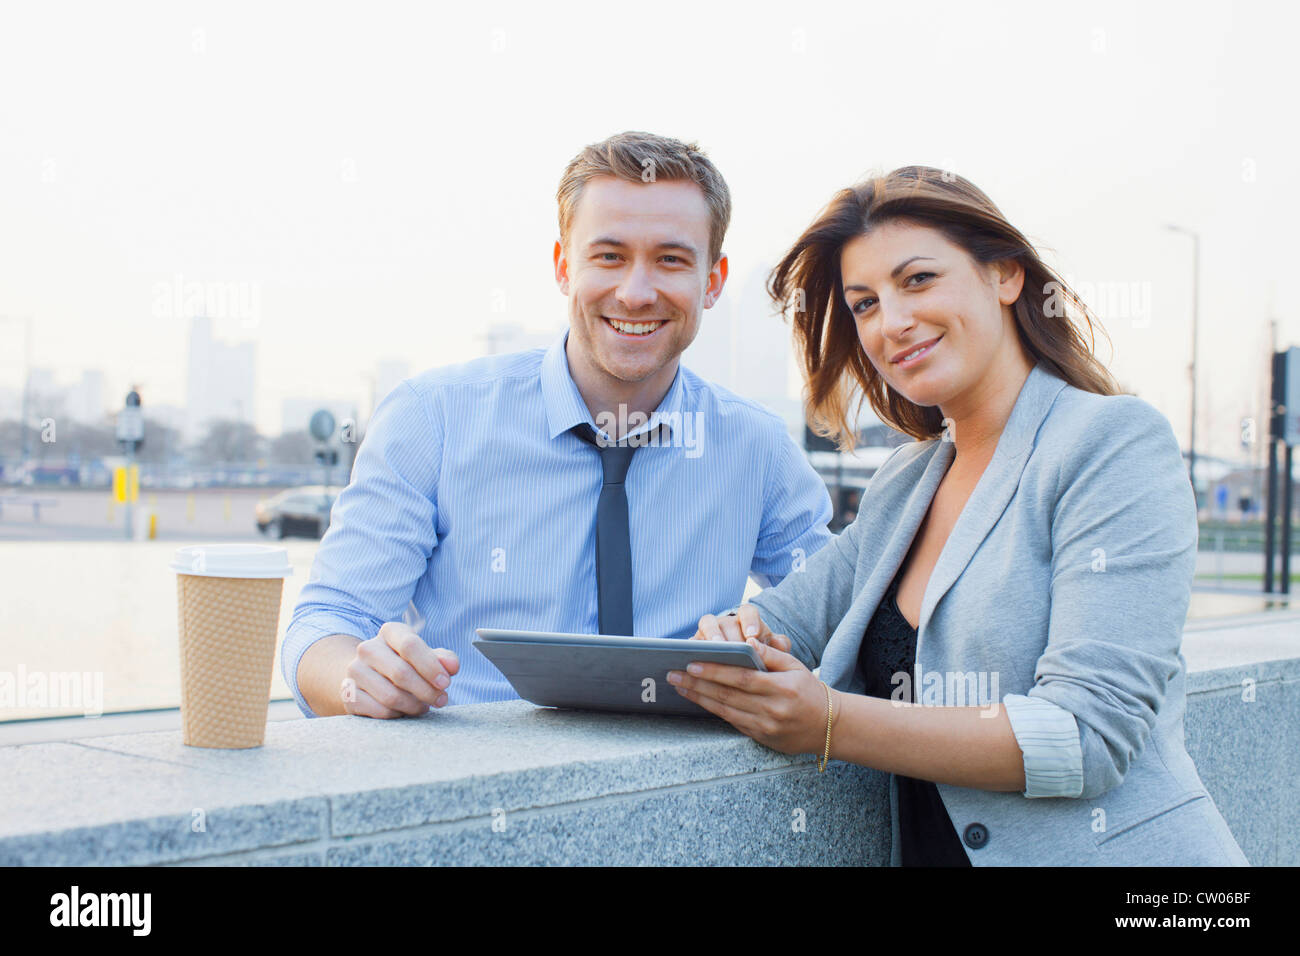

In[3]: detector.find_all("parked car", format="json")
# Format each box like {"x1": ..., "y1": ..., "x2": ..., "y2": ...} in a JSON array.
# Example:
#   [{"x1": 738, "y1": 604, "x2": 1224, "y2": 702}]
[
  {"x1": 255, "y1": 486, "x2": 338, "y2": 539},
  {"x1": 20, "y1": 464, "x2": 81, "y2": 486}
]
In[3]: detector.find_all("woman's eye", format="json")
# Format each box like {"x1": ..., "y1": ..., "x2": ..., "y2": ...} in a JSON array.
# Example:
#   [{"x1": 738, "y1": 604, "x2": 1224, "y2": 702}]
[
  {"x1": 852, "y1": 297, "x2": 876, "y2": 314},
  {"x1": 908, "y1": 271, "x2": 935, "y2": 285}
]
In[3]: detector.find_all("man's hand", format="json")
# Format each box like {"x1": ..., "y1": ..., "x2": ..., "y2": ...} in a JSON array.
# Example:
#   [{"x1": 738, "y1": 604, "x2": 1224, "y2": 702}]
[
  {"x1": 692, "y1": 605, "x2": 791, "y2": 653},
  {"x1": 340, "y1": 622, "x2": 460, "y2": 719}
]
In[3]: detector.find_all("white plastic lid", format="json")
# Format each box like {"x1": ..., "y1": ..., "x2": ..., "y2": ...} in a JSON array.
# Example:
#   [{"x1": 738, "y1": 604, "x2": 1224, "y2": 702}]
[{"x1": 170, "y1": 543, "x2": 293, "y2": 578}]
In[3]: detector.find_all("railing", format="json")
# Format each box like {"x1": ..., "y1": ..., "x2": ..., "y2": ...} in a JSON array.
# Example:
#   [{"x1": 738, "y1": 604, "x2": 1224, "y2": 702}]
[{"x1": 2, "y1": 610, "x2": 1297, "y2": 866}]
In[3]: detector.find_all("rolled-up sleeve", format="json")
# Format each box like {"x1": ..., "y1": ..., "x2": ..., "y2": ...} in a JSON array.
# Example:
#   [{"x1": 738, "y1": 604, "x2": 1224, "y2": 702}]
[
  {"x1": 1002, "y1": 693, "x2": 1084, "y2": 797},
  {"x1": 280, "y1": 380, "x2": 443, "y2": 717},
  {"x1": 1019, "y1": 397, "x2": 1197, "y2": 799}
]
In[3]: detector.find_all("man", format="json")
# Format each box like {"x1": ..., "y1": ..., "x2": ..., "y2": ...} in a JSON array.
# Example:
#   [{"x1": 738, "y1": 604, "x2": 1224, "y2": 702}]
[{"x1": 283, "y1": 130, "x2": 834, "y2": 718}]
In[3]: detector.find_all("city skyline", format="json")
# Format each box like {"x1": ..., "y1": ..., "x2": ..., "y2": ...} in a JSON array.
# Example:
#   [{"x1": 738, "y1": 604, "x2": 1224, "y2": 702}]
[
  {"x1": 0, "y1": 324, "x2": 408, "y2": 442},
  {"x1": 0, "y1": 271, "x2": 1287, "y2": 461},
  {"x1": 1, "y1": 2, "x2": 1296, "y2": 463}
]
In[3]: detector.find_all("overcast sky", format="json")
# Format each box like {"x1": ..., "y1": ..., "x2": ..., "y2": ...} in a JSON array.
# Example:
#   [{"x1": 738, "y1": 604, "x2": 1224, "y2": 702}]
[{"x1": 1, "y1": 0, "x2": 1295, "y2": 461}]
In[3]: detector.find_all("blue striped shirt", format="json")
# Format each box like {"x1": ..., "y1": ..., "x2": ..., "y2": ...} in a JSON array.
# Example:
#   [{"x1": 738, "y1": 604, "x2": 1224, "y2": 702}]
[{"x1": 281, "y1": 328, "x2": 835, "y2": 716}]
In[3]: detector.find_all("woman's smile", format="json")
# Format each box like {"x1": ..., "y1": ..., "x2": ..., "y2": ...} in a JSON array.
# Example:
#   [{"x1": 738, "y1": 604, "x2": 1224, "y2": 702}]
[{"x1": 891, "y1": 335, "x2": 943, "y2": 370}]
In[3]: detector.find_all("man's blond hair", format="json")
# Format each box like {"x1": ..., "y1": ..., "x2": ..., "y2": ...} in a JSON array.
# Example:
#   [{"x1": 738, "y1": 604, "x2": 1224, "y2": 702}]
[{"x1": 556, "y1": 130, "x2": 732, "y2": 266}]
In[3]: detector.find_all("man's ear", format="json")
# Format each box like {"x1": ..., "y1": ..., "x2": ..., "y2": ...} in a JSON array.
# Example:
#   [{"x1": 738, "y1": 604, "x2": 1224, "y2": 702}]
[
  {"x1": 703, "y1": 253, "x2": 728, "y2": 309},
  {"x1": 554, "y1": 239, "x2": 571, "y2": 295}
]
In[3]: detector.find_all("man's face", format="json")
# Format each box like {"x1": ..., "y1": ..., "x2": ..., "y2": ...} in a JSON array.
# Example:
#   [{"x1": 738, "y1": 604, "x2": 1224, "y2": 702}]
[{"x1": 554, "y1": 175, "x2": 727, "y2": 390}]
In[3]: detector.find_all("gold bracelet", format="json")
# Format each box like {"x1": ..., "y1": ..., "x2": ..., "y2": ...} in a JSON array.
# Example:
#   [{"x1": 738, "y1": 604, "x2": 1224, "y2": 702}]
[{"x1": 817, "y1": 680, "x2": 833, "y2": 772}]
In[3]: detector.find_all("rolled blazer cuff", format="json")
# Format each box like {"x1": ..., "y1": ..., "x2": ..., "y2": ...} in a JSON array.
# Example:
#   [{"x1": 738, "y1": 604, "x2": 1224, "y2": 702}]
[{"x1": 1003, "y1": 693, "x2": 1085, "y2": 798}]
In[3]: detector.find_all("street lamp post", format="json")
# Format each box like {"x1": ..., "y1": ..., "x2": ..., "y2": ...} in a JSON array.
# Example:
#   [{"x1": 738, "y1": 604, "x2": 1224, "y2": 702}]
[{"x1": 1166, "y1": 224, "x2": 1200, "y2": 507}]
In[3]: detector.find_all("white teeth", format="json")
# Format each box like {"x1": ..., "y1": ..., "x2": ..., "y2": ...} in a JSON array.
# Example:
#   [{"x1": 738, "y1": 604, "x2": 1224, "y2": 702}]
[
  {"x1": 609, "y1": 319, "x2": 662, "y2": 335},
  {"x1": 901, "y1": 342, "x2": 933, "y2": 362}
]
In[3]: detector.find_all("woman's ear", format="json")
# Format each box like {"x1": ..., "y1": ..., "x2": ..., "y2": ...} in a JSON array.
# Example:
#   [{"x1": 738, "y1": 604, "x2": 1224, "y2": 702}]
[{"x1": 992, "y1": 258, "x2": 1025, "y2": 305}]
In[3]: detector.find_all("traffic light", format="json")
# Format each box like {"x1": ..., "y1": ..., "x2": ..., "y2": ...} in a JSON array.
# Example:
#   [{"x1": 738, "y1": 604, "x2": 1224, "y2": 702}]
[{"x1": 116, "y1": 391, "x2": 144, "y2": 451}]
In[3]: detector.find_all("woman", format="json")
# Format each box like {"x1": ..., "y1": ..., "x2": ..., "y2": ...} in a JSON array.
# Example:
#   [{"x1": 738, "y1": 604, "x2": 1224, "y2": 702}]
[{"x1": 666, "y1": 166, "x2": 1248, "y2": 867}]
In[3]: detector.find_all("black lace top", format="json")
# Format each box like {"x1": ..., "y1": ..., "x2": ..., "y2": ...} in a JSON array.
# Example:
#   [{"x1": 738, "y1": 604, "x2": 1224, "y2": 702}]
[{"x1": 856, "y1": 569, "x2": 972, "y2": 866}]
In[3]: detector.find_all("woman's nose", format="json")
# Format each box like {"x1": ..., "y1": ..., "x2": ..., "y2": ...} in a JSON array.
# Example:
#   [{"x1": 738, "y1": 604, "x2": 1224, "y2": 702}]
[{"x1": 878, "y1": 296, "x2": 916, "y2": 339}]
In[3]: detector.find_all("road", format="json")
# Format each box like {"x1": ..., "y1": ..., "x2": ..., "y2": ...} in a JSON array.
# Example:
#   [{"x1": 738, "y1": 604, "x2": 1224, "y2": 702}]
[{"x1": 0, "y1": 487, "x2": 315, "y2": 542}]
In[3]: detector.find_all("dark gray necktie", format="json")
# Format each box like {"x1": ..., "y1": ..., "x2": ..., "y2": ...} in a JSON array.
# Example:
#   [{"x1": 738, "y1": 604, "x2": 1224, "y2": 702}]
[{"x1": 571, "y1": 424, "x2": 638, "y2": 636}]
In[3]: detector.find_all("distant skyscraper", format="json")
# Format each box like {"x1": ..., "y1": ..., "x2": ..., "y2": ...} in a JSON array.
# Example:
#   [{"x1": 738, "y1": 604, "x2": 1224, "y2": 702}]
[
  {"x1": 185, "y1": 316, "x2": 256, "y2": 444},
  {"x1": 0, "y1": 385, "x2": 20, "y2": 422},
  {"x1": 28, "y1": 367, "x2": 57, "y2": 399},
  {"x1": 477, "y1": 322, "x2": 558, "y2": 356},
  {"x1": 65, "y1": 369, "x2": 107, "y2": 424},
  {"x1": 25, "y1": 367, "x2": 68, "y2": 422},
  {"x1": 9, "y1": 368, "x2": 107, "y2": 427},
  {"x1": 683, "y1": 265, "x2": 803, "y2": 436}
]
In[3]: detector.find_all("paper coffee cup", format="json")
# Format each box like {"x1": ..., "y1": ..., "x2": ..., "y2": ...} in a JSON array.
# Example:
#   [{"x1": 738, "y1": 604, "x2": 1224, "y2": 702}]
[{"x1": 170, "y1": 544, "x2": 293, "y2": 749}]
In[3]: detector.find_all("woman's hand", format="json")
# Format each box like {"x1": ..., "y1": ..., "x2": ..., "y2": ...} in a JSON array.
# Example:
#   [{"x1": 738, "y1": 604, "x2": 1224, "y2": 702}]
[
  {"x1": 692, "y1": 605, "x2": 792, "y2": 653},
  {"x1": 668, "y1": 639, "x2": 833, "y2": 756}
]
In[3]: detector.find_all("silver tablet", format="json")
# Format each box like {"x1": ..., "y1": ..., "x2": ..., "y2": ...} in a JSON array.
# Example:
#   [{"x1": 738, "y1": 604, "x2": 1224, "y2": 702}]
[{"x1": 473, "y1": 628, "x2": 766, "y2": 717}]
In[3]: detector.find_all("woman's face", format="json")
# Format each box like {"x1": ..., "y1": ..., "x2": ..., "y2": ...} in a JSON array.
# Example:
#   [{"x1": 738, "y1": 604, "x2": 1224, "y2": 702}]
[{"x1": 839, "y1": 219, "x2": 1025, "y2": 413}]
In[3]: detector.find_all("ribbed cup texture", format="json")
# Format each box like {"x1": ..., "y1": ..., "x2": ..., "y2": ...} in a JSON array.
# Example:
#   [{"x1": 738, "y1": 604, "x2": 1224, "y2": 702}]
[{"x1": 175, "y1": 573, "x2": 285, "y2": 748}]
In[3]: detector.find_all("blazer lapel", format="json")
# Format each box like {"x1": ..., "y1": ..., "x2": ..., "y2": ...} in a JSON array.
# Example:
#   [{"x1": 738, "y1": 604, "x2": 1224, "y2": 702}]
[
  {"x1": 817, "y1": 440, "x2": 951, "y2": 688},
  {"x1": 816, "y1": 363, "x2": 1069, "y2": 690},
  {"x1": 916, "y1": 363, "x2": 1068, "y2": 638}
]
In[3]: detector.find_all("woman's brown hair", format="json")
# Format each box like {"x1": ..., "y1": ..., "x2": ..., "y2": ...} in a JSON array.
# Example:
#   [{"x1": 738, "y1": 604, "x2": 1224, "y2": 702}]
[{"x1": 767, "y1": 166, "x2": 1122, "y2": 449}]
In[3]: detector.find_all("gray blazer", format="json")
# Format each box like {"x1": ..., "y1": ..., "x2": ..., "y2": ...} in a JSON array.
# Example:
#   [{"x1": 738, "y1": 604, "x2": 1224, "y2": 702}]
[{"x1": 749, "y1": 362, "x2": 1249, "y2": 866}]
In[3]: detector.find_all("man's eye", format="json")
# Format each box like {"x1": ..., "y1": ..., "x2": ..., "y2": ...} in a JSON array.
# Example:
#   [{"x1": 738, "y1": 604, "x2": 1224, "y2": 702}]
[
  {"x1": 598, "y1": 253, "x2": 620, "y2": 262},
  {"x1": 662, "y1": 255, "x2": 679, "y2": 264}
]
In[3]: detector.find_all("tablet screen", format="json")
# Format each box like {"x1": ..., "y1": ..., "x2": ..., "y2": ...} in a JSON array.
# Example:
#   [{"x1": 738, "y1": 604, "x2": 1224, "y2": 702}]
[{"x1": 474, "y1": 628, "x2": 764, "y2": 717}]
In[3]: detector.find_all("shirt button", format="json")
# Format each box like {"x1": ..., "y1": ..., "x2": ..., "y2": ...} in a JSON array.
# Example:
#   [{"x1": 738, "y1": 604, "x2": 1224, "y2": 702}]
[{"x1": 963, "y1": 823, "x2": 989, "y2": 849}]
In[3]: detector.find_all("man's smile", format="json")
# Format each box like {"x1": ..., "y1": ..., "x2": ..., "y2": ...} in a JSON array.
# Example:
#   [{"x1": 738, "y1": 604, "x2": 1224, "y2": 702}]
[{"x1": 603, "y1": 315, "x2": 667, "y2": 338}]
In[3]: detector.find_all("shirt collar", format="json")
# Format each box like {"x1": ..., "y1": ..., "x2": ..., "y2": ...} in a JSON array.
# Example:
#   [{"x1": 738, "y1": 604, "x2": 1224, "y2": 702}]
[{"x1": 541, "y1": 327, "x2": 687, "y2": 443}]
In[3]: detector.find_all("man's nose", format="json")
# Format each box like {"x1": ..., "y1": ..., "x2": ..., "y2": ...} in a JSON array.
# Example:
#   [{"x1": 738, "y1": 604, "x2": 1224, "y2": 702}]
[{"x1": 615, "y1": 263, "x2": 657, "y2": 311}]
